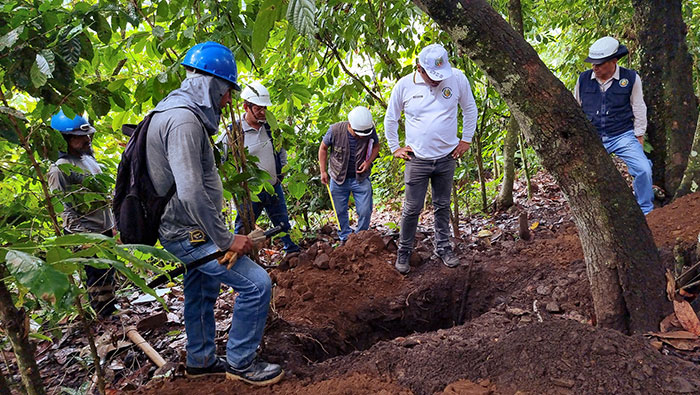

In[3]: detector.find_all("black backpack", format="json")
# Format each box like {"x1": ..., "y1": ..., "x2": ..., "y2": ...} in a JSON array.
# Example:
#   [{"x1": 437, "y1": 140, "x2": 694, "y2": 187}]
[{"x1": 113, "y1": 113, "x2": 176, "y2": 245}]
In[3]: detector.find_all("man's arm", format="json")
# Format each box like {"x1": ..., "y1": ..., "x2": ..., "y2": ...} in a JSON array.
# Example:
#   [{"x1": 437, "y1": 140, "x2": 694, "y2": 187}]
[
  {"x1": 631, "y1": 74, "x2": 647, "y2": 144},
  {"x1": 318, "y1": 142, "x2": 330, "y2": 185},
  {"x1": 459, "y1": 74, "x2": 478, "y2": 144},
  {"x1": 573, "y1": 78, "x2": 582, "y2": 105},
  {"x1": 384, "y1": 82, "x2": 403, "y2": 154}
]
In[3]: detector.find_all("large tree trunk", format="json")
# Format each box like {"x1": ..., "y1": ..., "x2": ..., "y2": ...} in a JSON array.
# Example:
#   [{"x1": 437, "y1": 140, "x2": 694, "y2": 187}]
[
  {"x1": 0, "y1": 268, "x2": 45, "y2": 395},
  {"x1": 633, "y1": 0, "x2": 698, "y2": 196},
  {"x1": 412, "y1": 0, "x2": 669, "y2": 334},
  {"x1": 676, "y1": 118, "x2": 700, "y2": 198},
  {"x1": 495, "y1": 0, "x2": 525, "y2": 210}
]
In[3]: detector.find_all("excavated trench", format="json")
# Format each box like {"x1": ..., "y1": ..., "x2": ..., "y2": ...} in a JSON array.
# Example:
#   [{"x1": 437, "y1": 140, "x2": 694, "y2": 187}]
[{"x1": 260, "y1": 254, "x2": 505, "y2": 376}]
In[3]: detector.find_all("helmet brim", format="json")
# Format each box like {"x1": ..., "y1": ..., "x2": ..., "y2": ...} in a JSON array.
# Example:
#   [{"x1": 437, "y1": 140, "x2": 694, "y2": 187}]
[{"x1": 585, "y1": 45, "x2": 628, "y2": 64}]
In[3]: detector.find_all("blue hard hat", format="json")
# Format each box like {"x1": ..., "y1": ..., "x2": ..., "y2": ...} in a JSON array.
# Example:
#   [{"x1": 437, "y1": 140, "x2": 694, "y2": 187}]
[
  {"x1": 50, "y1": 109, "x2": 96, "y2": 135},
  {"x1": 182, "y1": 41, "x2": 240, "y2": 90}
]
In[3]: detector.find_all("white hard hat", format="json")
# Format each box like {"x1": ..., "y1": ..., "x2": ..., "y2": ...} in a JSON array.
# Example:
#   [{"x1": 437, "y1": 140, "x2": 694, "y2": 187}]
[
  {"x1": 241, "y1": 81, "x2": 272, "y2": 107},
  {"x1": 585, "y1": 36, "x2": 628, "y2": 64},
  {"x1": 348, "y1": 106, "x2": 374, "y2": 136}
]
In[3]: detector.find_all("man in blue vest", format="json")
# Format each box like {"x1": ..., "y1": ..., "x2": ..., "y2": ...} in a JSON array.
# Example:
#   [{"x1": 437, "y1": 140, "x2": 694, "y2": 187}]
[
  {"x1": 574, "y1": 36, "x2": 654, "y2": 214},
  {"x1": 318, "y1": 106, "x2": 380, "y2": 244}
]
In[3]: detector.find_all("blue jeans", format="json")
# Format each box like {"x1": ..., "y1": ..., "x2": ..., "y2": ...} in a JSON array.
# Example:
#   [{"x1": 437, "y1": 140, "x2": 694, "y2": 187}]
[
  {"x1": 601, "y1": 130, "x2": 654, "y2": 214},
  {"x1": 161, "y1": 238, "x2": 271, "y2": 369},
  {"x1": 399, "y1": 154, "x2": 456, "y2": 255},
  {"x1": 234, "y1": 182, "x2": 299, "y2": 252},
  {"x1": 330, "y1": 177, "x2": 373, "y2": 241}
]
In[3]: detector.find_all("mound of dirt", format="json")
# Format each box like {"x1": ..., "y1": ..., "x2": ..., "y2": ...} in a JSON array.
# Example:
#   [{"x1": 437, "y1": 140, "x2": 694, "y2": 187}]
[
  {"x1": 647, "y1": 192, "x2": 700, "y2": 248},
  {"x1": 315, "y1": 315, "x2": 700, "y2": 395}
]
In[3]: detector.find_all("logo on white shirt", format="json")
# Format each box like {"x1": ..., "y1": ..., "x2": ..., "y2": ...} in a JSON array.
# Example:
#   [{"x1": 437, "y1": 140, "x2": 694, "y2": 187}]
[{"x1": 441, "y1": 87, "x2": 453, "y2": 99}]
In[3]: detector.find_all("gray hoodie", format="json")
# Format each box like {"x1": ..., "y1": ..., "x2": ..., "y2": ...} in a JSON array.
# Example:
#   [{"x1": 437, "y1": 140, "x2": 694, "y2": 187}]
[{"x1": 146, "y1": 73, "x2": 235, "y2": 250}]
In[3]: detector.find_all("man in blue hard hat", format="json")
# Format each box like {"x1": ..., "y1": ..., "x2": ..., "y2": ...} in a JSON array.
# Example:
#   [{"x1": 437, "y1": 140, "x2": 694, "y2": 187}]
[
  {"x1": 48, "y1": 110, "x2": 117, "y2": 318},
  {"x1": 144, "y1": 41, "x2": 283, "y2": 386},
  {"x1": 574, "y1": 36, "x2": 653, "y2": 215}
]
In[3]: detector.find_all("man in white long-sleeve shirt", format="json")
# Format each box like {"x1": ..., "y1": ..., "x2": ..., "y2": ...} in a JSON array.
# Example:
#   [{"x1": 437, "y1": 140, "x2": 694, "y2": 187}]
[
  {"x1": 384, "y1": 43, "x2": 478, "y2": 274},
  {"x1": 574, "y1": 36, "x2": 653, "y2": 214}
]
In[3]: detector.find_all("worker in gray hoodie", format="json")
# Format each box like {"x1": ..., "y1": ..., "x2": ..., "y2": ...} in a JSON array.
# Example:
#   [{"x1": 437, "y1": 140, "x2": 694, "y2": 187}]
[{"x1": 145, "y1": 41, "x2": 283, "y2": 386}]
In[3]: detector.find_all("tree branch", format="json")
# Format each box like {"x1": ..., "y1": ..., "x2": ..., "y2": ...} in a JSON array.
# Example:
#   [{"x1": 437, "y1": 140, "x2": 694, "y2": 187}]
[
  {"x1": 0, "y1": 89, "x2": 62, "y2": 236},
  {"x1": 318, "y1": 35, "x2": 386, "y2": 108}
]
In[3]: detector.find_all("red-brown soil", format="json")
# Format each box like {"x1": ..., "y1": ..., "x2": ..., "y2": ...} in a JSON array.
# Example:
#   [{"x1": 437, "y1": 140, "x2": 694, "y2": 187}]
[{"x1": 12, "y1": 174, "x2": 700, "y2": 394}]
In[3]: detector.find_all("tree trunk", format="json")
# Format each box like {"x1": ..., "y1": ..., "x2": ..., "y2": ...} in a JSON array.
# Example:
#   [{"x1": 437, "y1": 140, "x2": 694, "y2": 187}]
[
  {"x1": 412, "y1": 0, "x2": 669, "y2": 334},
  {"x1": 633, "y1": 0, "x2": 698, "y2": 196},
  {"x1": 675, "y1": 118, "x2": 700, "y2": 198},
  {"x1": 0, "y1": 267, "x2": 45, "y2": 395},
  {"x1": 496, "y1": 0, "x2": 525, "y2": 210}
]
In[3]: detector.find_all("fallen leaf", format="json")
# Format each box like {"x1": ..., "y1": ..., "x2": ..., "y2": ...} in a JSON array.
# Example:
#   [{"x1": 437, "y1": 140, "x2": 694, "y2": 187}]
[
  {"x1": 660, "y1": 312, "x2": 682, "y2": 332},
  {"x1": 648, "y1": 331, "x2": 698, "y2": 340},
  {"x1": 529, "y1": 221, "x2": 539, "y2": 230},
  {"x1": 477, "y1": 229, "x2": 493, "y2": 238},
  {"x1": 673, "y1": 298, "x2": 700, "y2": 336},
  {"x1": 666, "y1": 270, "x2": 676, "y2": 301},
  {"x1": 660, "y1": 338, "x2": 700, "y2": 351}
]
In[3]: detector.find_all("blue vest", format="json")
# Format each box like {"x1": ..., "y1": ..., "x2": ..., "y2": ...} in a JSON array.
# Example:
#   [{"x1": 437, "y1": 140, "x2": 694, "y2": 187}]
[{"x1": 579, "y1": 67, "x2": 636, "y2": 137}]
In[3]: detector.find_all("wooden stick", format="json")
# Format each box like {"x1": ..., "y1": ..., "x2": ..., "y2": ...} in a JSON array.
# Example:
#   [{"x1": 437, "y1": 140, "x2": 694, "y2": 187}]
[
  {"x1": 223, "y1": 229, "x2": 267, "y2": 270},
  {"x1": 126, "y1": 327, "x2": 166, "y2": 368}
]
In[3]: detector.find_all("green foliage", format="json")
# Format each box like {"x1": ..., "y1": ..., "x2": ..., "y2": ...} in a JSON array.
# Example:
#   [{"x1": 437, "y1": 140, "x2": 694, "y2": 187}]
[{"x1": 0, "y1": 3, "x2": 698, "y2": 377}]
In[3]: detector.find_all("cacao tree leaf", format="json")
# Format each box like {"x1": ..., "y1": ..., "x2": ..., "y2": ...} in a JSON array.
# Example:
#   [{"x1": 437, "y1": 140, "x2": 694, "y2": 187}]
[
  {"x1": 91, "y1": 90, "x2": 110, "y2": 117},
  {"x1": 0, "y1": 25, "x2": 24, "y2": 50},
  {"x1": 0, "y1": 116, "x2": 22, "y2": 145},
  {"x1": 288, "y1": 181, "x2": 306, "y2": 199},
  {"x1": 30, "y1": 60, "x2": 48, "y2": 88},
  {"x1": 286, "y1": 0, "x2": 318, "y2": 38},
  {"x1": 5, "y1": 250, "x2": 71, "y2": 304},
  {"x1": 40, "y1": 49, "x2": 56, "y2": 73},
  {"x1": 252, "y1": 0, "x2": 283, "y2": 58},
  {"x1": 35, "y1": 53, "x2": 53, "y2": 78},
  {"x1": 93, "y1": 13, "x2": 112, "y2": 45},
  {"x1": 60, "y1": 35, "x2": 82, "y2": 67},
  {"x1": 120, "y1": 244, "x2": 179, "y2": 264},
  {"x1": 152, "y1": 25, "x2": 165, "y2": 38}
]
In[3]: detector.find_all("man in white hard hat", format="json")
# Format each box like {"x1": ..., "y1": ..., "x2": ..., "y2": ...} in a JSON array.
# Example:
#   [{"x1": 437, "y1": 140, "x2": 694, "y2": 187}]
[
  {"x1": 385, "y1": 43, "x2": 478, "y2": 275},
  {"x1": 574, "y1": 36, "x2": 653, "y2": 214},
  {"x1": 230, "y1": 81, "x2": 300, "y2": 253},
  {"x1": 318, "y1": 106, "x2": 380, "y2": 243}
]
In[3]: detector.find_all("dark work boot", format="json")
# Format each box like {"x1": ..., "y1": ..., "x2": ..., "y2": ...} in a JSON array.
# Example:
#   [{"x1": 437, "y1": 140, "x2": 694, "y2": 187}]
[
  {"x1": 438, "y1": 249, "x2": 460, "y2": 268},
  {"x1": 395, "y1": 252, "x2": 410, "y2": 275},
  {"x1": 186, "y1": 357, "x2": 227, "y2": 378},
  {"x1": 226, "y1": 357, "x2": 284, "y2": 386}
]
